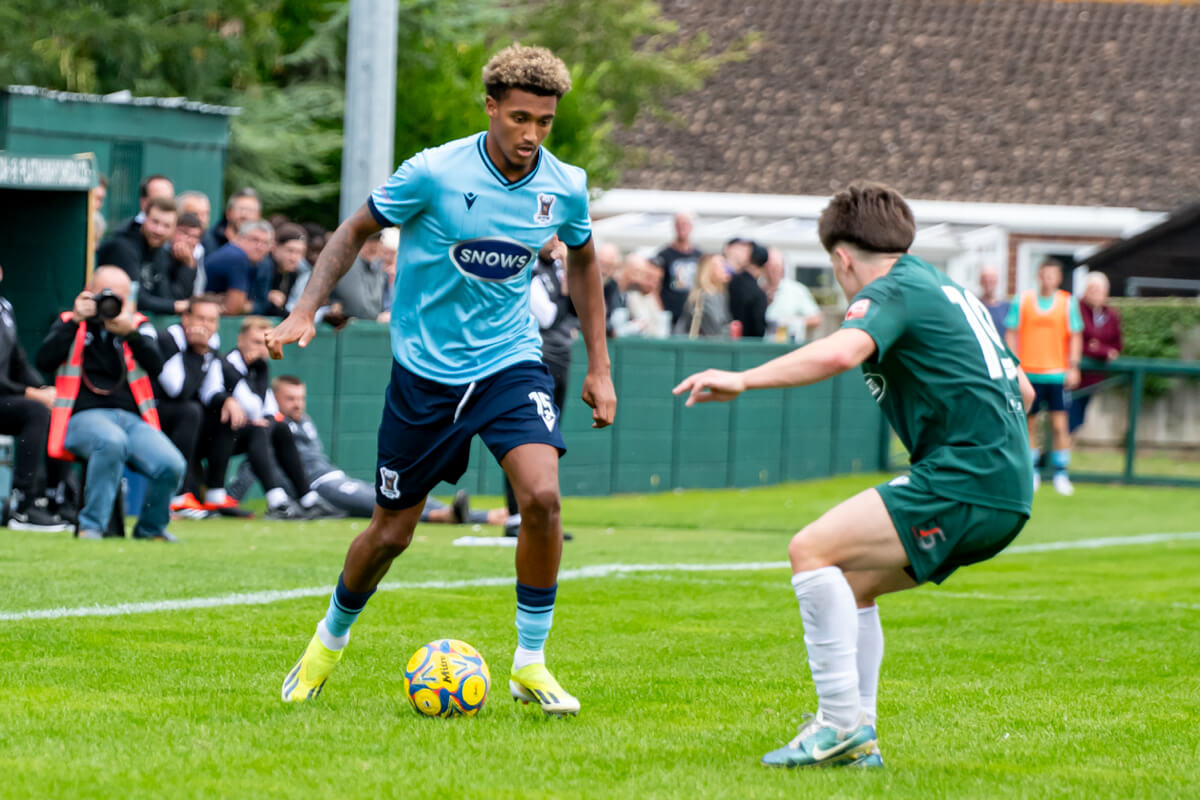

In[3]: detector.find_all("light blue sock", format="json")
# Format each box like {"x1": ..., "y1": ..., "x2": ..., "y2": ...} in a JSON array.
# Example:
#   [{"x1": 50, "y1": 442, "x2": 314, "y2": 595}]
[
  {"x1": 1052, "y1": 449, "x2": 1070, "y2": 474},
  {"x1": 515, "y1": 582, "x2": 556, "y2": 652},
  {"x1": 322, "y1": 573, "x2": 375, "y2": 638}
]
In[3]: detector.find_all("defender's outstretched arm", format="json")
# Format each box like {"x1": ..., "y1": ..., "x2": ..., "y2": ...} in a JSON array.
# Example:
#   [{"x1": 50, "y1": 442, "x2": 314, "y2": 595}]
[{"x1": 673, "y1": 328, "x2": 877, "y2": 406}]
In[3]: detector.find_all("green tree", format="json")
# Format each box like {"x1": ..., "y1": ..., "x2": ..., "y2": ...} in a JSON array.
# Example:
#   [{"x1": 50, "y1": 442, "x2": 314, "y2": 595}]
[{"x1": 0, "y1": 0, "x2": 751, "y2": 227}]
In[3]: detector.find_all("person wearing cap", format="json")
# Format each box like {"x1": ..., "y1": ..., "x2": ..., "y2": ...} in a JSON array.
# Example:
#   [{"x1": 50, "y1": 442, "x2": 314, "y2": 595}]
[{"x1": 727, "y1": 237, "x2": 770, "y2": 338}]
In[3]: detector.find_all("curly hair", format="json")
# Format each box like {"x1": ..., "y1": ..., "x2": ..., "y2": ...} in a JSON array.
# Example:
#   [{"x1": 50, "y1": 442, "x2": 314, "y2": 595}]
[{"x1": 482, "y1": 44, "x2": 572, "y2": 100}]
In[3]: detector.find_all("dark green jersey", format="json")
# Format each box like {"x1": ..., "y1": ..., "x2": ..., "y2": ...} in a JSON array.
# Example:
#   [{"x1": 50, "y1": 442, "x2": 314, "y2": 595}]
[{"x1": 841, "y1": 255, "x2": 1032, "y2": 514}]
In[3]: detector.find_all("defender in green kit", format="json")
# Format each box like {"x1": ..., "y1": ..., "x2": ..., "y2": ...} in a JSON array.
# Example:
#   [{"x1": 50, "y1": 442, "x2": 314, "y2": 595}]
[{"x1": 675, "y1": 183, "x2": 1035, "y2": 769}]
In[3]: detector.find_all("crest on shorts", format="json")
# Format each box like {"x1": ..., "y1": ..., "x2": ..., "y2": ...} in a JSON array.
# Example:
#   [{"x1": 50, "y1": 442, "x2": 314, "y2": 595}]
[
  {"x1": 378, "y1": 466, "x2": 401, "y2": 500},
  {"x1": 534, "y1": 193, "x2": 555, "y2": 224}
]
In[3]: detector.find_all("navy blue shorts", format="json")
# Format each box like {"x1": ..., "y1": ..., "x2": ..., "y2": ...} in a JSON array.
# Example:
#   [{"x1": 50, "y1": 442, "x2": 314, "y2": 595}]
[
  {"x1": 1029, "y1": 381, "x2": 1068, "y2": 414},
  {"x1": 375, "y1": 360, "x2": 566, "y2": 509}
]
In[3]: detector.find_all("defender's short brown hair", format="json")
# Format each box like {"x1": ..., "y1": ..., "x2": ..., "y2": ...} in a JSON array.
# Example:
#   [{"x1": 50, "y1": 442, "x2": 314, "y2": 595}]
[
  {"x1": 818, "y1": 183, "x2": 916, "y2": 254},
  {"x1": 272, "y1": 374, "x2": 304, "y2": 391},
  {"x1": 1039, "y1": 257, "x2": 1064, "y2": 271},
  {"x1": 482, "y1": 45, "x2": 572, "y2": 100}
]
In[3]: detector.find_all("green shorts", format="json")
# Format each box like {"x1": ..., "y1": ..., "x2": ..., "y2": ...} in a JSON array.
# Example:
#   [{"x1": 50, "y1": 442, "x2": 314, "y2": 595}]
[{"x1": 876, "y1": 475, "x2": 1028, "y2": 585}]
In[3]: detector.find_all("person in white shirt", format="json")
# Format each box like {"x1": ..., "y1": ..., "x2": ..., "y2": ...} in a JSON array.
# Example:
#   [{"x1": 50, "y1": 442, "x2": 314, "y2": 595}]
[{"x1": 763, "y1": 247, "x2": 822, "y2": 343}]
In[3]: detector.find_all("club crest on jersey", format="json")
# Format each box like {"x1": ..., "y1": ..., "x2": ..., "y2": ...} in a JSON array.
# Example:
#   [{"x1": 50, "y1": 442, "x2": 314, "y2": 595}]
[
  {"x1": 449, "y1": 237, "x2": 535, "y2": 282},
  {"x1": 534, "y1": 193, "x2": 555, "y2": 224},
  {"x1": 845, "y1": 298, "x2": 871, "y2": 320}
]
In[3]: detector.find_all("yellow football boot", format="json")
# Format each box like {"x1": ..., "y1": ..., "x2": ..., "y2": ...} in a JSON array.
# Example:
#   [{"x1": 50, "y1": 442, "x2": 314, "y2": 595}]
[
  {"x1": 281, "y1": 629, "x2": 344, "y2": 702},
  {"x1": 509, "y1": 662, "x2": 580, "y2": 716}
]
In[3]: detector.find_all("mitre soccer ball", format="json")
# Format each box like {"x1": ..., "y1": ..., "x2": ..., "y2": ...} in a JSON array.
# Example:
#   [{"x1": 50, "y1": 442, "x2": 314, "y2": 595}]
[{"x1": 403, "y1": 639, "x2": 491, "y2": 717}]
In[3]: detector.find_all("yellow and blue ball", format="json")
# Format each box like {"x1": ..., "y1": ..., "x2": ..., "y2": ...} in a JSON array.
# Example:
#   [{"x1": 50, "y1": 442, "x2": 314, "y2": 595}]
[{"x1": 403, "y1": 638, "x2": 491, "y2": 717}]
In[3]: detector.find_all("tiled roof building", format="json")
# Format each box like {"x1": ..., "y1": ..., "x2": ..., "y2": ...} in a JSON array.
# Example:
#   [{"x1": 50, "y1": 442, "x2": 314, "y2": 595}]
[{"x1": 619, "y1": 0, "x2": 1200, "y2": 210}]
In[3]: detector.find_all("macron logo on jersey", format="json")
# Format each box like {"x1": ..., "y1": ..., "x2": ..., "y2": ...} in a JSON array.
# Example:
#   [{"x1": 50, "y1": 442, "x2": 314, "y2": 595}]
[{"x1": 449, "y1": 237, "x2": 535, "y2": 282}]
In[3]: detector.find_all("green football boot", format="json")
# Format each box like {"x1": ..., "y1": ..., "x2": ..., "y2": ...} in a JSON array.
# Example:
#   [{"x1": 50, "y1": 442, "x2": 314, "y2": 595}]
[{"x1": 761, "y1": 711, "x2": 877, "y2": 768}]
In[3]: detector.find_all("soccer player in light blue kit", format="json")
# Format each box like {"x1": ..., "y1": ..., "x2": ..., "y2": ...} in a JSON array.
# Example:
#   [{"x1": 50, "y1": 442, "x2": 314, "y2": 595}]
[{"x1": 269, "y1": 45, "x2": 617, "y2": 713}]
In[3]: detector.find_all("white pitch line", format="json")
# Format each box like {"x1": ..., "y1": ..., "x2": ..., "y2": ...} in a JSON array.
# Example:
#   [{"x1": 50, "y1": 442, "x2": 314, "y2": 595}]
[{"x1": 2, "y1": 532, "x2": 1197, "y2": 623}]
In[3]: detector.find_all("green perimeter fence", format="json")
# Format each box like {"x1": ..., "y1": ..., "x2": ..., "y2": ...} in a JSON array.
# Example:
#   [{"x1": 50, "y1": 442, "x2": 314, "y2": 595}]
[{"x1": 218, "y1": 319, "x2": 889, "y2": 497}]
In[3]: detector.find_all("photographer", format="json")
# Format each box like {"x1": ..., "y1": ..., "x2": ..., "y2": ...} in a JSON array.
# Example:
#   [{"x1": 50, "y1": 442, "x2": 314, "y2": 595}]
[{"x1": 35, "y1": 266, "x2": 186, "y2": 541}]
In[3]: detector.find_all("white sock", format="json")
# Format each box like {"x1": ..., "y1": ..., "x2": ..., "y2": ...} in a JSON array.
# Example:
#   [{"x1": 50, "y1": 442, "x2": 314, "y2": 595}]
[
  {"x1": 205, "y1": 488, "x2": 227, "y2": 505},
  {"x1": 300, "y1": 490, "x2": 321, "y2": 509},
  {"x1": 512, "y1": 645, "x2": 544, "y2": 672},
  {"x1": 791, "y1": 566, "x2": 861, "y2": 730},
  {"x1": 856, "y1": 604, "x2": 884, "y2": 725},
  {"x1": 266, "y1": 488, "x2": 289, "y2": 509},
  {"x1": 171, "y1": 494, "x2": 187, "y2": 505},
  {"x1": 316, "y1": 618, "x2": 349, "y2": 651}
]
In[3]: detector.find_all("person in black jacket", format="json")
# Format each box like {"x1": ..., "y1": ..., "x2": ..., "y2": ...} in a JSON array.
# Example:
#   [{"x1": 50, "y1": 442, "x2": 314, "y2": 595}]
[
  {"x1": 0, "y1": 266, "x2": 68, "y2": 531},
  {"x1": 138, "y1": 213, "x2": 205, "y2": 315},
  {"x1": 150, "y1": 294, "x2": 245, "y2": 517},
  {"x1": 95, "y1": 197, "x2": 178, "y2": 289},
  {"x1": 35, "y1": 267, "x2": 186, "y2": 541},
  {"x1": 201, "y1": 316, "x2": 324, "y2": 520},
  {"x1": 727, "y1": 238, "x2": 769, "y2": 338}
]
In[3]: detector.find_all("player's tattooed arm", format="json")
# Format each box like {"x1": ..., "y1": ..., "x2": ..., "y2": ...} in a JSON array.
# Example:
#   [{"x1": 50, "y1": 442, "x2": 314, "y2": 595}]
[
  {"x1": 268, "y1": 204, "x2": 381, "y2": 358},
  {"x1": 294, "y1": 204, "x2": 382, "y2": 315},
  {"x1": 566, "y1": 239, "x2": 616, "y2": 428}
]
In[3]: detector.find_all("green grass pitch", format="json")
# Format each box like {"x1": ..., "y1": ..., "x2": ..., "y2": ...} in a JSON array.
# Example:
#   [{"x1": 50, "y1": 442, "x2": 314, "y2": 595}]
[{"x1": 2, "y1": 476, "x2": 1198, "y2": 799}]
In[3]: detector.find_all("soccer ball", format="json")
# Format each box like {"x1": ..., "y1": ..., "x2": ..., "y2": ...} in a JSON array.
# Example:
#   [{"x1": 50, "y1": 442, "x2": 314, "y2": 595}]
[{"x1": 403, "y1": 638, "x2": 491, "y2": 717}]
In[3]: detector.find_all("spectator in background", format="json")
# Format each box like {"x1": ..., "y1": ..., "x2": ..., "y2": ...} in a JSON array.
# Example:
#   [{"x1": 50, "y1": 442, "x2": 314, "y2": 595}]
[
  {"x1": 979, "y1": 264, "x2": 1009, "y2": 337},
  {"x1": 96, "y1": 196, "x2": 178, "y2": 286},
  {"x1": 93, "y1": 173, "x2": 108, "y2": 215},
  {"x1": 202, "y1": 317, "x2": 322, "y2": 519},
  {"x1": 112, "y1": 174, "x2": 175, "y2": 236},
  {"x1": 727, "y1": 238, "x2": 769, "y2": 337},
  {"x1": 202, "y1": 188, "x2": 262, "y2": 256},
  {"x1": 609, "y1": 254, "x2": 667, "y2": 338},
  {"x1": 205, "y1": 221, "x2": 274, "y2": 315},
  {"x1": 675, "y1": 253, "x2": 732, "y2": 338},
  {"x1": 1070, "y1": 271, "x2": 1122, "y2": 436},
  {"x1": 257, "y1": 223, "x2": 308, "y2": 317},
  {"x1": 763, "y1": 247, "x2": 822, "y2": 343},
  {"x1": 1005, "y1": 258, "x2": 1082, "y2": 496},
  {"x1": 377, "y1": 228, "x2": 399, "y2": 323},
  {"x1": 596, "y1": 242, "x2": 623, "y2": 334},
  {"x1": 229, "y1": 376, "x2": 505, "y2": 525},
  {"x1": 654, "y1": 211, "x2": 703, "y2": 326},
  {"x1": 91, "y1": 174, "x2": 109, "y2": 253},
  {"x1": 286, "y1": 223, "x2": 346, "y2": 328},
  {"x1": 35, "y1": 266, "x2": 185, "y2": 541},
  {"x1": 138, "y1": 212, "x2": 204, "y2": 315},
  {"x1": 149, "y1": 294, "x2": 239, "y2": 518},
  {"x1": 331, "y1": 232, "x2": 386, "y2": 320},
  {"x1": 302, "y1": 223, "x2": 327, "y2": 267},
  {"x1": 0, "y1": 265, "x2": 68, "y2": 531},
  {"x1": 177, "y1": 191, "x2": 212, "y2": 292}
]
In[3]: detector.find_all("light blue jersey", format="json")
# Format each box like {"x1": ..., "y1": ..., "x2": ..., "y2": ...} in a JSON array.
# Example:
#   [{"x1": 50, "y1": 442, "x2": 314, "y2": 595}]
[{"x1": 368, "y1": 132, "x2": 592, "y2": 385}]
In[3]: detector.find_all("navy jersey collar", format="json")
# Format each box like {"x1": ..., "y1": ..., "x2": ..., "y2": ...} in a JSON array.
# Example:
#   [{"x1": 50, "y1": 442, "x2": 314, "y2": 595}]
[{"x1": 477, "y1": 133, "x2": 542, "y2": 191}]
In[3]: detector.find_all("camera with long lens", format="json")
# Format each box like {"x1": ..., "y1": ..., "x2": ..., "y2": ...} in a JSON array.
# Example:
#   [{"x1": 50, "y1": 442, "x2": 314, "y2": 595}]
[{"x1": 91, "y1": 289, "x2": 124, "y2": 321}]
